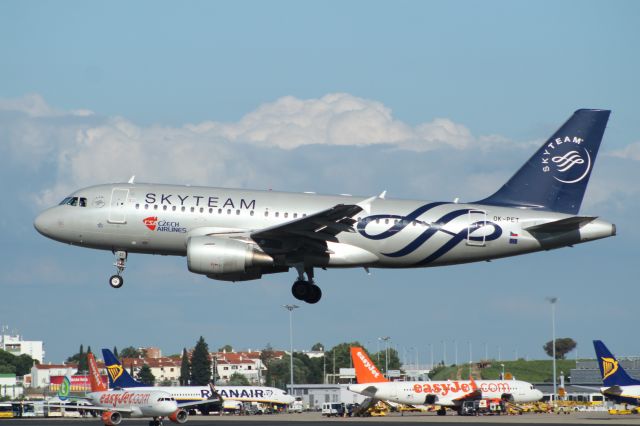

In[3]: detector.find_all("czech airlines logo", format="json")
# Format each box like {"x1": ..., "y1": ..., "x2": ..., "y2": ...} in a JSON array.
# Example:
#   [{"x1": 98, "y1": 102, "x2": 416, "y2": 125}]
[
  {"x1": 601, "y1": 356, "x2": 619, "y2": 379},
  {"x1": 106, "y1": 363, "x2": 124, "y2": 382},
  {"x1": 143, "y1": 216, "x2": 158, "y2": 231},
  {"x1": 541, "y1": 136, "x2": 592, "y2": 184}
]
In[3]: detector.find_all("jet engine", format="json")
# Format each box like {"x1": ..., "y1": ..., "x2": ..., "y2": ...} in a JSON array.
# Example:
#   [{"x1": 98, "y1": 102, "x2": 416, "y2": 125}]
[
  {"x1": 187, "y1": 236, "x2": 274, "y2": 281},
  {"x1": 101, "y1": 411, "x2": 122, "y2": 426},
  {"x1": 169, "y1": 409, "x2": 188, "y2": 424}
]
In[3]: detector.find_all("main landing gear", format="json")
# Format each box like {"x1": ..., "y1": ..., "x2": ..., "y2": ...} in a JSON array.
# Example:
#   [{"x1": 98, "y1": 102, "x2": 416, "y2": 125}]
[
  {"x1": 291, "y1": 266, "x2": 322, "y2": 304},
  {"x1": 148, "y1": 417, "x2": 163, "y2": 426},
  {"x1": 109, "y1": 250, "x2": 127, "y2": 289}
]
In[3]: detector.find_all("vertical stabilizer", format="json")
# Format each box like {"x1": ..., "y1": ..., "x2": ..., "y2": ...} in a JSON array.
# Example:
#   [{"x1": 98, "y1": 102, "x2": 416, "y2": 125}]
[
  {"x1": 479, "y1": 109, "x2": 610, "y2": 214},
  {"x1": 87, "y1": 352, "x2": 107, "y2": 392},
  {"x1": 350, "y1": 347, "x2": 388, "y2": 384},
  {"x1": 593, "y1": 340, "x2": 640, "y2": 387},
  {"x1": 102, "y1": 348, "x2": 145, "y2": 388}
]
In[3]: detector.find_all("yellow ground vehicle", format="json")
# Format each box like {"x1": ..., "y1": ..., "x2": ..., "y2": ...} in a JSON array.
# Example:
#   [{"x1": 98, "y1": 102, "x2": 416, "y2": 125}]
[{"x1": 0, "y1": 403, "x2": 14, "y2": 418}]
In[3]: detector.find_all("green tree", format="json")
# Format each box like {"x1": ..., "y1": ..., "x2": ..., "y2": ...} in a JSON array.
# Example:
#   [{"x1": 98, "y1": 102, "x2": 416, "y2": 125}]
[
  {"x1": 67, "y1": 344, "x2": 88, "y2": 373},
  {"x1": 372, "y1": 347, "x2": 401, "y2": 372},
  {"x1": 267, "y1": 355, "x2": 311, "y2": 389},
  {"x1": 543, "y1": 338, "x2": 577, "y2": 360},
  {"x1": 120, "y1": 346, "x2": 142, "y2": 358},
  {"x1": 190, "y1": 337, "x2": 212, "y2": 385},
  {"x1": 113, "y1": 346, "x2": 119, "y2": 359},
  {"x1": 227, "y1": 372, "x2": 250, "y2": 385},
  {"x1": 311, "y1": 343, "x2": 324, "y2": 351},
  {"x1": 179, "y1": 348, "x2": 190, "y2": 386},
  {"x1": 136, "y1": 364, "x2": 155, "y2": 385},
  {"x1": 218, "y1": 345, "x2": 233, "y2": 353}
]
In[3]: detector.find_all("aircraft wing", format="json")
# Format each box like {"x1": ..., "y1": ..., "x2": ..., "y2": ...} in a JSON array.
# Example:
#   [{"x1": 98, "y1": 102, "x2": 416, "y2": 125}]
[{"x1": 251, "y1": 203, "x2": 363, "y2": 247}]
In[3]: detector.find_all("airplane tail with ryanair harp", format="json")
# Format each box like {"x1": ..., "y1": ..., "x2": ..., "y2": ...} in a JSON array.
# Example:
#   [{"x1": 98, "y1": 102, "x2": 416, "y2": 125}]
[
  {"x1": 480, "y1": 109, "x2": 610, "y2": 215},
  {"x1": 102, "y1": 348, "x2": 145, "y2": 388},
  {"x1": 593, "y1": 340, "x2": 640, "y2": 388}
]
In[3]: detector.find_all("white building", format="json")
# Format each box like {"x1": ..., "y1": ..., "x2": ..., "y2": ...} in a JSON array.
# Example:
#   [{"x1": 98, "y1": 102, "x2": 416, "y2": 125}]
[
  {"x1": 0, "y1": 333, "x2": 45, "y2": 363},
  {"x1": 30, "y1": 364, "x2": 77, "y2": 388},
  {"x1": 0, "y1": 374, "x2": 23, "y2": 398}
]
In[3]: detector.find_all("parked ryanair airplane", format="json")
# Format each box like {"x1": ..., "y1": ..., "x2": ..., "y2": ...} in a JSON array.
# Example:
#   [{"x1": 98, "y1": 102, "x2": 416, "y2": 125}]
[
  {"x1": 34, "y1": 109, "x2": 615, "y2": 303},
  {"x1": 102, "y1": 349, "x2": 294, "y2": 413},
  {"x1": 593, "y1": 340, "x2": 640, "y2": 406}
]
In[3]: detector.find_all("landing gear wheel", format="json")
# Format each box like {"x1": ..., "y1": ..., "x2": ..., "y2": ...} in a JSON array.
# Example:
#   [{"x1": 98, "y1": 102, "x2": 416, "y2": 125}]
[
  {"x1": 109, "y1": 275, "x2": 124, "y2": 288},
  {"x1": 437, "y1": 408, "x2": 447, "y2": 416},
  {"x1": 304, "y1": 284, "x2": 322, "y2": 304},
  {"x1": 291, "y1": 280, "x2": 308, "y2": 300}
]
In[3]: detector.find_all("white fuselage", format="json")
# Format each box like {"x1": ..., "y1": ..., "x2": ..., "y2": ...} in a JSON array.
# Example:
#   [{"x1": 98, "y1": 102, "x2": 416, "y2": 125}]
[
  {"x1": 34, "y1": 183, "x2": 615, "y2": 273},
  {"x1": 87, "y1": 389, "x2": 177, "y2": 417},
  {"x1": 348, "y1": 379, "x2": 543, "y2": 407}
]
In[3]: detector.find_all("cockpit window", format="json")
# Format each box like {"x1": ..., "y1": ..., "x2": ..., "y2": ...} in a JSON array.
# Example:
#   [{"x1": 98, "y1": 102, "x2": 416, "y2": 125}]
[{"x1": 59, "y1": 197, "x2": 88, "y2": 207}]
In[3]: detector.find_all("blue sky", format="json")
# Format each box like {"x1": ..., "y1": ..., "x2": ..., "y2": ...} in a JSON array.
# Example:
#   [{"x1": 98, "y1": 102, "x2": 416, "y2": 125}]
[{"x1": 1, "y1": 1, "x2": 639, "y2": 365}]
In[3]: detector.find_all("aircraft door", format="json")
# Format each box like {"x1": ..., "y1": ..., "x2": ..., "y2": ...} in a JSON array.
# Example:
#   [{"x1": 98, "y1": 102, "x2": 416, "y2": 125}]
[
  {"x1": 108, "y1": 188, "x2": 129, "y2": 224},
  {"x1": 466, "y1": 209, "x2": 487, "y2": 247}
]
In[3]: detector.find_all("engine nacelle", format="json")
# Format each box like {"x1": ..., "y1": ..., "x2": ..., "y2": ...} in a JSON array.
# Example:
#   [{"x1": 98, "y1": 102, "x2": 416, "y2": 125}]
[
  {"x1": 169, "y1": 409, "x2": 188, "y2": 424},
  {"x1": 101, "y1": 411, "x2": 122, "y2": 426},
  {"x1": 187, "y1": 236, "x2": 273, "y2": 276}
]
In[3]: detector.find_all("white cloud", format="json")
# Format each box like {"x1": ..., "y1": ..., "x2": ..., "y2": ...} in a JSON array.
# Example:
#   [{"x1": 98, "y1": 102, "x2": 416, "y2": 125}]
[
  {"x1": 0, "y1": 93, "x2": 93, "y2": 117},
  {"x1": 608, "y1": 141, "x2": 640, "y2": 161}
]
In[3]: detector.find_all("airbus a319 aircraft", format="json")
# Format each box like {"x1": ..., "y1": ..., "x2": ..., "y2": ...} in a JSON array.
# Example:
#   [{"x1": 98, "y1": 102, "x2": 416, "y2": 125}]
[{"x1": 34, "y1": 109, "x2": 615, "y2": 303}]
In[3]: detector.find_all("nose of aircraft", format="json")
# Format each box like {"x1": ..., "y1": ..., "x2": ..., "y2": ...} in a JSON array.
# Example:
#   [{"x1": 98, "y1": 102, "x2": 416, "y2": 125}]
[{"x1": 34, "y1": 209, "x2": 55, "y2": 237}]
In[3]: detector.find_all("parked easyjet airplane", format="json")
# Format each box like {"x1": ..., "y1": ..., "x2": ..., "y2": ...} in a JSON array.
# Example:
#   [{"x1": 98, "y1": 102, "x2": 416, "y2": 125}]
[
  {"x1": 47, "y1": 353, "x2": 218, "y2": 426},
  {"x1": 102, "y1": 348, "x2": 294, "y2": 413},
  {"x1": 34, "y1": 110, "x2": 615, "y2": 303},
  {"x1": 347, "y1": 347, "x2": 542, "y2": 415}
]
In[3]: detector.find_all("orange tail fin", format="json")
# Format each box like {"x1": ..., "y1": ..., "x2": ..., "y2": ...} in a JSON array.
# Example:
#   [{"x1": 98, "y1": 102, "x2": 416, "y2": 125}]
[
  {"x1": 350, "y1": 347, "x2": 388, "y2": 384},
  {"x1": 87, "y1": 352, "x2": 107, "y2": 392}
]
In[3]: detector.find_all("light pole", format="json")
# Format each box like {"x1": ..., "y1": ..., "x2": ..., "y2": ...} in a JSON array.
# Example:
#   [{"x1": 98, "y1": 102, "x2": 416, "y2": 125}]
[
  {"x1": 283, "y1": 304, "x2": 299, "y2": 397},
  {"x1": 321, "y1": 346, "x2": 326, "y2": 384},
  {"x1": 500, "y1": 363, "x2": 505, "y2": 379},
  {"x1": 546, "y1": 297, "x2": 558, "y2": 407},
  {"x1": 378, "y1": 336, "x2": 390, "y2": 377}
]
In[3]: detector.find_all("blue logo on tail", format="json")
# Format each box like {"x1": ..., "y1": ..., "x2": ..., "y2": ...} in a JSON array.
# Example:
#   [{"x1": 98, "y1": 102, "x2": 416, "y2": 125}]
[{"x1": 593, "y1": 340, "x2": 640, "y2": 387}]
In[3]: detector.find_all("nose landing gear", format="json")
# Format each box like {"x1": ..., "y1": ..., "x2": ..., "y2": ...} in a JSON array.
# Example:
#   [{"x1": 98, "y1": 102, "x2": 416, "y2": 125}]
[
  {"x1": 109, "y1": 250, "x2": 127, "y2": 289},
  {"x1": 291, "y1": 266, "x2": 322, "y2": 304}
]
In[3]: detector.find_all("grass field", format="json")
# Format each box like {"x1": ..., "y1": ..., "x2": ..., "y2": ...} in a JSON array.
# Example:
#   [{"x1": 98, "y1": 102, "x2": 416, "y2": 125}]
[{"x1": 429, "y1": 359, "x2": 579, "y2": 383}]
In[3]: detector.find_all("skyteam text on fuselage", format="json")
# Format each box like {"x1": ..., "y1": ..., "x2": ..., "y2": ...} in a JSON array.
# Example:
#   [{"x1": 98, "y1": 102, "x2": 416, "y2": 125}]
[{"x1": 34, "y1": 109, "x2": 615, "y2": 303}]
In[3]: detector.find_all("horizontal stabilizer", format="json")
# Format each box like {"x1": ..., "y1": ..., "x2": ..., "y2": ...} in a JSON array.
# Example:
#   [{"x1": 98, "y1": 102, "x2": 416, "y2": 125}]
[{"x1": 525, "y1": 216, "x2": 597, "y2": 233}]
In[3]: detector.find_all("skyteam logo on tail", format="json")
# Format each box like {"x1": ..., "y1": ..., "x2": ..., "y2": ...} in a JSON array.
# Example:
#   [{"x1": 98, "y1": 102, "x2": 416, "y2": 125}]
[
  {"x1": 541, "y1": 136, "x2": 591, "y2": 184},
  {"x1": 601, "y1": 356, "x2": 619, "y2": 380},
  {"x1": 106, "y1": 363, "x2": 124, "y2": 382}
]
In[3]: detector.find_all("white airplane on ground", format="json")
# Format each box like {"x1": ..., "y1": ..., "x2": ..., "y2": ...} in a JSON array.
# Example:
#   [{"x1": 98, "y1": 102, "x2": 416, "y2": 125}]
[
  {"x1": 102, "y1": 348, "x2": 294, "y2": 413},
  {"x1": 347, "y1": 347, "x2": 542, "y2": 415},
  {"x1": 47, "y1": 352, "x2": 218, "y2": 426},
  {"x1": 34, "y1": 109, "x2": 615, "y2": 303}
]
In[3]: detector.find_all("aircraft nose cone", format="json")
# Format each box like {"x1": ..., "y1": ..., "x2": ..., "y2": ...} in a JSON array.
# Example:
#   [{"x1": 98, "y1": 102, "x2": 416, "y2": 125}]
[{"x1": 34, "y1": 210, "x2": 52, "y2": 236}]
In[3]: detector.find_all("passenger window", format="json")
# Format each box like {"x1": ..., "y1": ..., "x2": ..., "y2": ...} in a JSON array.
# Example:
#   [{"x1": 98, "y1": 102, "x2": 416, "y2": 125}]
[
  {"x1": 181, "y1": 206, "x2": 186, "y2": 212},
  {"x1": 293, "y1": 213, "x2": 298, "y2": 218},
  {"x1": 218, "y1": 208, "x2": 222, "y2": 214},
  {"x1": 200, "y1": 207, "x2": 204, "y2": 213},
  {"x1": 135, "y1": 204, "x2": 140, "y2": 209},
  {"x1": 154, "y1": 205, "x2": 158, "y2": 210},
  {"x1": 227, "y1": 209, "x2": 231, "y2": 215},
  {"x1": 163, "y1": 205, "x2": 167, "y2": 211},
  {"x1": 144, "y1": 204, "x2": 149, "y2": 209},
  {"x1": 275, "y1": 212, "x2": 279, "y2": 218},
  {"x1": 190, "y1": 207, "x2": 195, "y2": 212},
  {"x1": 172, "y1": 206, "x2": 176, "y2": 211},
  {"x1": 236, "y1": 210, "x2": 240, "y2": 215},
  {"x1": 265, "y1": 211, "x2": 269, "y2": 217},
  {"x1": 284, "y1": 212, "x2": 288, "y2": 218},
  {"x1": 209, "y1": 208, "x2": 213, "y2": 214}
]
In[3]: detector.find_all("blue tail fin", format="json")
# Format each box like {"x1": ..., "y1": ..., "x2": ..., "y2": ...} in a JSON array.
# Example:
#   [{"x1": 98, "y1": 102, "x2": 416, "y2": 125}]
[
  {"x1": 479, "y1": 109, "x2": 610, "y2": 214},
  {"x1": 593, "y1": 340, "x2": 640, "y2": 387},
  {"x1": 102, "y1": 348, "x2": 145, "y2": 388}
]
